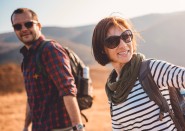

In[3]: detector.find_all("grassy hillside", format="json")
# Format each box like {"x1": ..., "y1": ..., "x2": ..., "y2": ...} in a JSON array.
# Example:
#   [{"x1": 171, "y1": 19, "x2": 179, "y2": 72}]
[
  {"x1": 0, "y1": 64, "x2": 112, "y2": 131},
  {"x1": 0, "y1": 11, "x2": 185, "y2": 66}
]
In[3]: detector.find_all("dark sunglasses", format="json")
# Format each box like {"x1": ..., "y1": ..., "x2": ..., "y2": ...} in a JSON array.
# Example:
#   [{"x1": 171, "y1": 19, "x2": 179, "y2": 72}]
[
  {"x1": 13, "y1": 21, "x2": 38, "y2": 31},
  {"x1": 104, "y1": 29, "x2": 133, "y2": 49}
]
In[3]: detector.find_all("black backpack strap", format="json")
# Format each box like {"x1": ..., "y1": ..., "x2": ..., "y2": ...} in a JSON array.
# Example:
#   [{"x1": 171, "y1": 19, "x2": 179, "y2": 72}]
[
  {"x1": 35, "y1": 40, "x2": 51, "y2": 78},
  {"x1": 139, "y1": 59, "x2": 170, "y2": 120},
  {"x1": 81, "y1": 112, "x2": 88, "y2": 122},
  {"x1": 139, "y1": 59, "x2": 184, "y2": 130},
  {"x1": 169, "y1": 86, "x2": 185, "y2": 129}
]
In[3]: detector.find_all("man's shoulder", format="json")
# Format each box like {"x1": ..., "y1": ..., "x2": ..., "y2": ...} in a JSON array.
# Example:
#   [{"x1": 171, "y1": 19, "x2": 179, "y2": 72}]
[
  {"x1": 41, "y1": 39, "x2": 67, "y2": 55},
  {"x1": 41, "y1": 39, "x2": 62, "y2": 49}
]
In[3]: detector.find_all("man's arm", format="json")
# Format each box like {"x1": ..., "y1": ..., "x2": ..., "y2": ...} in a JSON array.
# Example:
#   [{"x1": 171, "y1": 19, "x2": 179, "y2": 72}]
[
  {"x1": 63, "y1": 95, "x2": 85, "y2": 131},
  {"x1": 23, "y1": 102, "x2": 32, "y2": 131},
  {"x1": 42, "y1": 42, "x2": 85, "y2": 130}
]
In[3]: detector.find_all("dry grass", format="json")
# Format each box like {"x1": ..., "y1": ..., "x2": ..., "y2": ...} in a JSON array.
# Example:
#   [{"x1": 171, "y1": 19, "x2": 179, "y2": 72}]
[
  {"x1": 0, "y1": 64, "x2": 112, "y2": 131},
  {"x1": 0, "y1": 92, "x2": 27, "y2": 131},
  {"x1": 0, "y1": 63, "x2": 24, "y2": 94}
]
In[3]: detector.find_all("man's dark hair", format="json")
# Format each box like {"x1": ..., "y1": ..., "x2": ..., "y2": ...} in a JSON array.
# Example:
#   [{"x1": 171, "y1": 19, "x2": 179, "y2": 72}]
[{"x1": 11, "y1": 8, "x2": 38, "y2": 24}]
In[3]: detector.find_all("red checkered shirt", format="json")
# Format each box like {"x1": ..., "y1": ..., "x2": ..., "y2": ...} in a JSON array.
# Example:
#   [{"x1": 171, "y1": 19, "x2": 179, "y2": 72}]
[{"x1": 20, "y1": 35, "x2": 77, "y2": 131}]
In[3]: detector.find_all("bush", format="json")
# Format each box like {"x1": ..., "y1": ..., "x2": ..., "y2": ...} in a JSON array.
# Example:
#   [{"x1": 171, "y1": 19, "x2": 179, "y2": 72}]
[{"x1": 0, "y1": 63, "x2": 24, "y2": 94}]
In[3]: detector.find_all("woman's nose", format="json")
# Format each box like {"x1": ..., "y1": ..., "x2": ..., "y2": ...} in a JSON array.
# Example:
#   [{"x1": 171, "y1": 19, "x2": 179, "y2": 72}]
[{"x1": 118, "y1": 39, "x2": 128, "y2": 48}]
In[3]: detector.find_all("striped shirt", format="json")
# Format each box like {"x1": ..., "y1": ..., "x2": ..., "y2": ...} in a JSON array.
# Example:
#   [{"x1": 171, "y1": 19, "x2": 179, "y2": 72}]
[
  {"x1": 20, "y1": 35, "x2": 76, "y2": 131},
  {"x1": 110, "y1": 59, "x2": 185, "y2": 131}
]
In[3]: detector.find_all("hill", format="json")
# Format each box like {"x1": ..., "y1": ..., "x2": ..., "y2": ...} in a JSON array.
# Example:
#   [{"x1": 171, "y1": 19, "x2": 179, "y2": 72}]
[
  {"x1": 133, "y1": 11, "x2": 185, "y2": 66},
  {"x1": 0, "y1": 11, "x2": 185, "y2": 66},
  {"x1": 1, "y1": 11, "x2": 185, "y2": 131}
]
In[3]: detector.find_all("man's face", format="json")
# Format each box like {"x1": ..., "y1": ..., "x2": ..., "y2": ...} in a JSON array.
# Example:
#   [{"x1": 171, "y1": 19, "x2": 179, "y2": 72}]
[{"x1": 12, "y1": 11, "x2": 41, "y2": 48}]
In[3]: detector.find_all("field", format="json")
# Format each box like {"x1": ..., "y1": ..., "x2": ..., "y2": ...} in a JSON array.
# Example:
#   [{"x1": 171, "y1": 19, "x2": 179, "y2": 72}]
[{"x1": 0, "y1": 64, "x2": 112, "y2": 131}]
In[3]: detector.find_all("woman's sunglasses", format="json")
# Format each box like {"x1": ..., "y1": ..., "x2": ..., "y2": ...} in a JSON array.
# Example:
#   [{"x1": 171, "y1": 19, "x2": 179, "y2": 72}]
[
  {"x1": 13, "y1": 21, "x2": 38, "y2": 31},
  {"x1": 104, "y1": 29, "x2": 133, "y2": 49}
]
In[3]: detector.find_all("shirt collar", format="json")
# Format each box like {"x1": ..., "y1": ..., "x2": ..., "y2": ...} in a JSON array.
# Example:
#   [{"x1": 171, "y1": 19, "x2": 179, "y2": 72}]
[{"x1": 20, "y1": 35, "x2": 45, "y2": 56}]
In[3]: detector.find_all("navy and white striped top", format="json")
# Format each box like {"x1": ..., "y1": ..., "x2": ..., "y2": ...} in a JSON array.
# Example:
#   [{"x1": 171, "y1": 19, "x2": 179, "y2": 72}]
[{"x1": 110, "y1": 59, "x2": 185, "y2": 131}]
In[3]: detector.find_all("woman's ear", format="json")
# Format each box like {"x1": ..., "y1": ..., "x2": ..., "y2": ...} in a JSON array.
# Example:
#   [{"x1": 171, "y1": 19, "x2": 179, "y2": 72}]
[{"x1": 103, "y1": 47, "x2": 109, "y2": 55}]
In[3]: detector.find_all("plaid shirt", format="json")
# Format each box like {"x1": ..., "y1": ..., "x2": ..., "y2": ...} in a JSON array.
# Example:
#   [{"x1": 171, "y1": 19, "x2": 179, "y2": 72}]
[{"x1": 20, "y1": 35, "x2": 77, "y2": 131}]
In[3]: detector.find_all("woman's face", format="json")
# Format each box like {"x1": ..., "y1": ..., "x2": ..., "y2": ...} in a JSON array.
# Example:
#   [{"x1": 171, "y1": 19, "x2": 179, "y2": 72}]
[{"x1": 104, "y1": 26, "x2": 133, "y2": 68}]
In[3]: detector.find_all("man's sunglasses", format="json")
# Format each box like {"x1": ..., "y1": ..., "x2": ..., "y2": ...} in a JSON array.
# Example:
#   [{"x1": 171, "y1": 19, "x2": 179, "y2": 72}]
[
  {"x1": 104, "y1": 29, "x2": 133, "y2": 49},
  {"x1": 13, "y1": 21, "x2": 38, "y2": 31}
]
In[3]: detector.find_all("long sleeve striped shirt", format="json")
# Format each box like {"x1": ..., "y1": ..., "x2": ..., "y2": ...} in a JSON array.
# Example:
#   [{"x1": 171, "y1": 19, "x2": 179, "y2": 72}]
[{"x1": 110, "y1": 59, "x2": 185, "y2": 131}]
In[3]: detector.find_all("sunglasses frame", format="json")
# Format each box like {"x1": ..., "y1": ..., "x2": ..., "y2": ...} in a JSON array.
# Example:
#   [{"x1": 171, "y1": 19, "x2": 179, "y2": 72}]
[
  {"x1": 104, "y1": 29, "x2": 133, "y2": 49},
  {"x1": 13, "y1": 21, "x2": 38, "y2": 31}
]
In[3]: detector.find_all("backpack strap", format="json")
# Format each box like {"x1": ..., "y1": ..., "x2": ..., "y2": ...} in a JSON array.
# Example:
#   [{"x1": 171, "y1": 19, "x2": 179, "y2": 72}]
[
  {"x1": 35, "y1": 40, "x2": 51, "y2": 78},
  {"x1": 139, "y1": 59, "x2": 184, "y2": 130},
  {"x1": 139, "y1": 59, "x2": 170, "y2": 120}
]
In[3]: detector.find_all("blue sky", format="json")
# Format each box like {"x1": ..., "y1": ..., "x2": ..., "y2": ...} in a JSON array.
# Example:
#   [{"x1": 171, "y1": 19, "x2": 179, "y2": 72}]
[{"x1": 1, "y1": 0, "x2": 185, "y2": 33}]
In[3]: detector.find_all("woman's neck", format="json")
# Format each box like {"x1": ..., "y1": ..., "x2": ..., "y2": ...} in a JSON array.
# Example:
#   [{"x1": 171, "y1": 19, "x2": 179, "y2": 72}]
[{"x1": 112, "y1": 63, "x2": 125, "y2": 77}]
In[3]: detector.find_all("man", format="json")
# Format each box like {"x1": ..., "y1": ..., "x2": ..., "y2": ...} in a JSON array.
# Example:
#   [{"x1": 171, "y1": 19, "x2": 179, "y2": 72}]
[{"x1": 11, "y1": 8, "x2": 85, "y2": 131}]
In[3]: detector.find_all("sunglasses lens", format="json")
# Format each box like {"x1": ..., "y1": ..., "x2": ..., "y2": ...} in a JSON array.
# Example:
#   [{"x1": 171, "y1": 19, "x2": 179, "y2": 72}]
[
  {"x1": 104, "y1": 30, "x2": 133, "y2": 49},
  {"x1": 13, "y1": 21, "x2": 36, "y2": 31},
  {"x1": 13, "y1": 24, "x2": 22, "y2": 31},
  {"x1": 104, "y1": 36, "x2": 120, "y2": 49},
  {"x1": 25, "y1": 22, "x2": 34, "y2": 28},
  {"x1": 121, "y1": 30, "x2": 133, "y2": 43}
]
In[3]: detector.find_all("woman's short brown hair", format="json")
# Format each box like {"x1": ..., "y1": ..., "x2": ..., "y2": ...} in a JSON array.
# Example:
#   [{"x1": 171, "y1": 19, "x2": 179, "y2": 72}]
[{"x1": 92, "y1": 16, "x2": 139, "y2": 66}]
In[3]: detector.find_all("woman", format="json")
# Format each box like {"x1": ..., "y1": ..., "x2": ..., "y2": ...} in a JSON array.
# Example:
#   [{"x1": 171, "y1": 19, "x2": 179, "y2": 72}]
[{"x1": 92, "y1": 16, "x2": 185, "y2": 131}]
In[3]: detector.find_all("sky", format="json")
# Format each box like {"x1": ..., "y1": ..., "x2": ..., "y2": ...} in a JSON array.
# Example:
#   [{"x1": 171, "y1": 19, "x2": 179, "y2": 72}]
[{"x1": 1, "y1": 0, "x2": 185, "y2": 33}]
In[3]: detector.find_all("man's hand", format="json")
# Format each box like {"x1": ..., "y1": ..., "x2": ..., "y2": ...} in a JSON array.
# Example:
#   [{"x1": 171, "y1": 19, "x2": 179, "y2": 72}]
[{"x1": 63, "y1": 95, "x2": 85, "y2": 131}]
